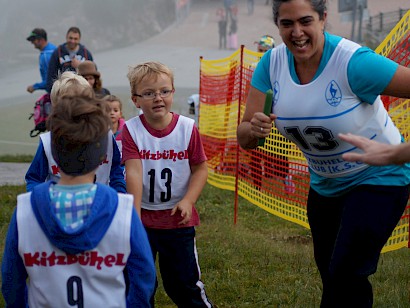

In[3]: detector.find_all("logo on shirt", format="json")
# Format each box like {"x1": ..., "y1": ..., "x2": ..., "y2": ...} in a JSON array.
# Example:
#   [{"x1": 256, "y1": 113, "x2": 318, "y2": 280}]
[
  {"x1": 59, "y1": 54, "x2": 86, "y2": 65},
  {"x1": 24, "y1": 251, "x2": 127, "y2": 270},
  {"x1": 325, "y1": 80, "x2": 342, "y2": 107},
  {"x1": 139, "y1": 149, "x2": 188, "y2": 161},
  {"x1": 51, "y1": 156, "x2": 109, "y2": 175}
]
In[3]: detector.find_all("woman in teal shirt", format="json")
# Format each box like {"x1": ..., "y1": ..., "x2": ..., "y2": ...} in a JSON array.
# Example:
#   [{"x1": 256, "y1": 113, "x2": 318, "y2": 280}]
[{"x1": 237, "y1": 0, "x2": 410, "y2": 306}]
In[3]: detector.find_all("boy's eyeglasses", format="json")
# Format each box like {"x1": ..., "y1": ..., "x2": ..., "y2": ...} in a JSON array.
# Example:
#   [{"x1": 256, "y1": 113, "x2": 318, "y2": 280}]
[{"x1": 134, "y1": 89, "x2": 175, "y2": 100}]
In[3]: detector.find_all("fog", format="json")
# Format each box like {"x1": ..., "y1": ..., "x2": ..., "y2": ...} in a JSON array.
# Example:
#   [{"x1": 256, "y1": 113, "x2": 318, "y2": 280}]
[
  {"x1": 0, "y1": 0, "x2": 231, "y2": 155},
  {"x1": 1, "y1": 0, "x2": 408, "y2": 75},
  {"x1": 0, "y1": 0, "x2": 179, "y2": 74},
  {"x1": 0, "y1": 0, "x2": 408, "y2": 155}
]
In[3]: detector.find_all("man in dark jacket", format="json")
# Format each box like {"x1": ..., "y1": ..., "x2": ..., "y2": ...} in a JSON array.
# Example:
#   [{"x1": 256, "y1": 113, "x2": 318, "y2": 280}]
[{"x1": 46, "y1": 27, "x2": 93, "y2": 92}]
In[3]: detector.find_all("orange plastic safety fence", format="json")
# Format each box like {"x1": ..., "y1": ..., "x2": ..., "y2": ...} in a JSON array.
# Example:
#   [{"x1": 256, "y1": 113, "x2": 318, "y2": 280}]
[
  {"x1": 376, "y1": 10, "x2": 410, "y2": 252},
  {"x1": 199, "y1": 10, "x2": 410, "y2": 252},
  {"x1": 200, "y1": 47, "x2": 311, "y2": 229}
]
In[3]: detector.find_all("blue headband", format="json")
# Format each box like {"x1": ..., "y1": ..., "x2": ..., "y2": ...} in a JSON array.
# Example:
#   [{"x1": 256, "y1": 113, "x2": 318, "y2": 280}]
[{"x1": 51, "y1": 134, "x2": 108, "y2": 176}]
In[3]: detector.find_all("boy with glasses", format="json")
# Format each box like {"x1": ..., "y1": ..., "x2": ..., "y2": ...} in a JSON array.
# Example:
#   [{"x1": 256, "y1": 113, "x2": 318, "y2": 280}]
[{"x1": 122, "y1": 61, "x2": 213, "y2": 308}]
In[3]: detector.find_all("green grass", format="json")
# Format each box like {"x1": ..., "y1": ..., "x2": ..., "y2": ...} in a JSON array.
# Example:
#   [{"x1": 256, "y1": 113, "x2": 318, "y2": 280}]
[
  {"x1": 0, "y1": 185, "x2": 27, "y2": 308},
  {"x1": 0, "y1": 155, "x2": 33, "y2": 163},
  {"x1": 0, "y1": 184, "x2": 409, "y2": 307}
]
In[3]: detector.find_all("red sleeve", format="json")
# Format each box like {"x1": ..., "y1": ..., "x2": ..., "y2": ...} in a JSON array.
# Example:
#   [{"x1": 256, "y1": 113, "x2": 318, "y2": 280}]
[
  {"x1": 121, "y1": 123, "x2": 141, "y2": 164},
  {"x1": 188, "y1": 124, "x2": 207, "y2": 165}
]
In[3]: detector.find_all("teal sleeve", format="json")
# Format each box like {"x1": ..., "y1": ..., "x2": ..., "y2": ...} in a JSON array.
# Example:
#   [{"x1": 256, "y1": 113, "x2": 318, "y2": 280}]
[
  {"x1": 348, "y1": 47, "x2": 399, "y2": 104},
  {"x1": 251, "y1": 49, "x2": 273, "y2": 93}
]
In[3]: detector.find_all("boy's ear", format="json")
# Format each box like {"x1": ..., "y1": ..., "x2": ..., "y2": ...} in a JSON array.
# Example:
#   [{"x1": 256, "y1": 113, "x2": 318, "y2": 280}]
[{"x1": 131, "y1": 96, "x2": 141, "y2": 108}]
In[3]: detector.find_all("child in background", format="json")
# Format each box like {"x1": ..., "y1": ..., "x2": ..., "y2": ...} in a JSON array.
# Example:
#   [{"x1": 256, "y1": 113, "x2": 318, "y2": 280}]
[
  {"x1": 2, "y1": 96, "x2": 156, "y2": 307},
  {"x1": 104, "y1": 94, "x2": 125, "y2": 152},
  {"x1": 25, "y1": 72, "x2": 126, "y2": 193},
  {"x1": 227, "y1": 16, "x2": 238, "y2": 50},
  {"x1": 216, "y1": 7, "x2": 227, "y2": 49},
  {"x1": 122, "y1": 61, "x2": 213, "y2": 308},
  {"x1": 254, "y1": 34, "x2": 275, "y2": 53},
  {"x1": 77, "y1": 60, "x2": 110, "y2": 98}
]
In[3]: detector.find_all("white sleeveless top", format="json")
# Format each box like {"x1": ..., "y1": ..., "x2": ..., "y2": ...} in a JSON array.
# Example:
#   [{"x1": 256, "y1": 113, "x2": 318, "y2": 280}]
[
  {"x1": 126, "y1": 116, "x2": 194, "y2": 210},
  {"x1": 17, "y1": 192, "x2": 133, "y2": 308},
  {"x1": 40, "y1": 131, "x2": 113, "y2": 184},
  {"x1": 270, "y1": 39, "x2": 401, "y2": 178}
]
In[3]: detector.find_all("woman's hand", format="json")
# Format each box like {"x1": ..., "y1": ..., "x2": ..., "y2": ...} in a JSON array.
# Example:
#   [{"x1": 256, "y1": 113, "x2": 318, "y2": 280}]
[
  {"x1": 339, "y1": 133, "x2": 402, "y2": 165},
  {"x1": 250, "y1": 111, "x2": 275, "y2": 139},
  {"x1": 237, "y1": 86, "x2": 275, "y2": 149}
]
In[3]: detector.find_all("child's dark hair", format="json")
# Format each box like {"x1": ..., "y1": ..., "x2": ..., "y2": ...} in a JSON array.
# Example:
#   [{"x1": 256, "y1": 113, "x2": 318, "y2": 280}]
[
  {"x1": 48, "y1": 95, "x2": 111, "y2": 175},
  {"x1": 48, "y1": 95, "x2": 110, "y2": 143}
]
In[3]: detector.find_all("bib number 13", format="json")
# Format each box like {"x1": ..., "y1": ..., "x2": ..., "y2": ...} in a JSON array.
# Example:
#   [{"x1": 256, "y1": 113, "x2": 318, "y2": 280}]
[
  {"x1": 148, "y1": 168, "x2": 172, "y2": 202},
  {"x1": 285, "y1": 126, "x2": 339, "y2": 151}
]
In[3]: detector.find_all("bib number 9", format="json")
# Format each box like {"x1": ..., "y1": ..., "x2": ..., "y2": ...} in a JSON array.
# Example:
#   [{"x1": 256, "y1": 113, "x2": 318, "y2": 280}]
[{"x1": 67, "y1": 276, "x2": 83, "y2": 308}]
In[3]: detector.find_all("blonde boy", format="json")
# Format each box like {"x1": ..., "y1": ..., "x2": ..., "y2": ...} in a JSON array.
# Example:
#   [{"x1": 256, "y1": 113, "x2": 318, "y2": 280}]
[{"x1": 122, "y1": 61, "x2": 213, "y2": 307}]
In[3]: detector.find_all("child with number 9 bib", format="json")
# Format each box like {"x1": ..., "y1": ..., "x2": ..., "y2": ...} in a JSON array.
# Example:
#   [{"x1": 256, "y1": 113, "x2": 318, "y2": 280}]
[
  {"x1": 122, "y1": 61, "x2": 213, "y2": 307},
  {"x1": 1, "y1": 95, "x2": 156, "y2": 307}
]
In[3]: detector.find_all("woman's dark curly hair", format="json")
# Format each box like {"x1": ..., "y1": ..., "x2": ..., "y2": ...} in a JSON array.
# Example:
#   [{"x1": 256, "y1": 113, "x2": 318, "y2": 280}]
[{"x1": 272, "y1": 0, "x2": 327, "y2": 25}]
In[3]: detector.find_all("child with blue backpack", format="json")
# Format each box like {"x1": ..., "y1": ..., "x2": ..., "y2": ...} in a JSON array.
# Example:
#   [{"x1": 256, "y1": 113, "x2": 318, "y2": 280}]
[
  {"x1": 2, "y1": 95, "x2": 155, "y2": 307},
  {"x1": 25, "y1": 72, "x2": 126, "y2": 193}
]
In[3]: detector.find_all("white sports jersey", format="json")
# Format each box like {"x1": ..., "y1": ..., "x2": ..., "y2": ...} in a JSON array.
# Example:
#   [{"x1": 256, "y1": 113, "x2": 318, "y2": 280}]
[
  {"x1": 40, "y1": 131, "x2": 113, "y2": 184},
  {"x1": 126, "y1": 116, "x2": 194, "y2": 210},
  {"x1": 270, "y1": 39, "x2": 401, "y2": 178},
  {"x1": 116, "y1": 140, "x2": 122, "y2": 155},
  {"x1": 17, "y1": 192, "x2": 132, "y2": 308}
]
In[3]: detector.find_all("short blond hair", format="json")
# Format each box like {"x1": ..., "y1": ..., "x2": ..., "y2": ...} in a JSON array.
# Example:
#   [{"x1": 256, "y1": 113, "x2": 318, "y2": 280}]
[
  {"x1": 103, "y1": 94, "x2": 123, "y2": 111},
  {"x1": 127, "y1": 61, "x2": 174, "y2": 96},
  {"x1": 50, "y1": 72, "x2": 94, "y2": 105}
]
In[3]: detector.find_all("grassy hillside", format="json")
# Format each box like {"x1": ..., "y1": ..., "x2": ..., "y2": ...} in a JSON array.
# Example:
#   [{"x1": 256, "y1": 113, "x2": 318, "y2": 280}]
[{"x1": 0, "y1": 183, "x2": 409, "y2": 307}]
